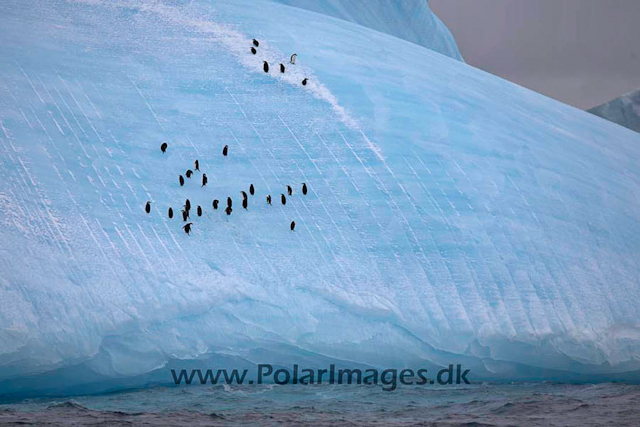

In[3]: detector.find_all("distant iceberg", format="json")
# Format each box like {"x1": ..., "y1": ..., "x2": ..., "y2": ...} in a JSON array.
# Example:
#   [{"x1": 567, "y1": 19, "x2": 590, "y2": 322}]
[
  {"x1": 0, "y1": 0, "x2": 639, "y2": 398},
  {"x1": 588, "y1": 88, "x2": 640, "y2": 133}
]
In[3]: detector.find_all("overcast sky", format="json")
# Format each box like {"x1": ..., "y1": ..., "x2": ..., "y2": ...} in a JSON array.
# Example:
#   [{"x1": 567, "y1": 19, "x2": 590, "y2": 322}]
[{"x1": 429, "y1": 0, "x2": 640, "y2": 109}]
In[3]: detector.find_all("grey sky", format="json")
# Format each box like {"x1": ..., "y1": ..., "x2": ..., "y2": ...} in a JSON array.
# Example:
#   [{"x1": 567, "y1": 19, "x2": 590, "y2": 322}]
[{"x1": 429, "y1": 0, "x2": 640, "y2": 109}]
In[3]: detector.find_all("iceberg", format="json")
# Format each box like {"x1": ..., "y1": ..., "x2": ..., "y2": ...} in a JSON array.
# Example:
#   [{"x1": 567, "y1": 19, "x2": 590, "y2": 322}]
[
  {"x1": 588, "y1": 88, "x2": 640, "y2": 133},
  {"x1": 270, "y1": 0, "x2": 464, "y2": 61},
  {"x1": 0, "y1": 0, "x2": 639, "y2": 397}
]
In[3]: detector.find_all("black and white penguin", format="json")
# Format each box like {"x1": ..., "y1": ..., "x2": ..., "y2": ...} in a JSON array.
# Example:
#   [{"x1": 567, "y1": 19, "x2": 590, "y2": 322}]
[
  {"x1": 202, "y1": 173, "x2": 208, "y2": 187},
  {"x1": 182, "y1": 209, "x2": 189, "y2": 222},
  {"x1": 194, "y1": 159, "x2": 199, "y2": 171},
  {"x1": 252, "y1": 38, "x2": 259, "y2": 47},
  {"x1": 241, "y1": 191, "x2": 248, "y2": 201},
  {"x1": 145, "y1": 201, "x2": 151, "y2": 213},
  {"x1": 249, "y1": 184, "x2": 255, "y2": 195},
  {"x1": 186, "y1": 169, "x2": 193, "y2": 179},
  {"x1": 185, "y1": 199, "x2": 191, "y2": 211},
  {"x1": 223, "y1": 145, "x2": 228, "y2": 156},
  {"x1": 197, "y1": 206, "x2": 202, "y2": 217},
  {"x1": 290, "y1": 221, "x2": 296, "y2": 232},
  {"x1": 263, "y1": 61, "x2": 269, "y2": 73},
  {"x1": 183, "y1": 222, "x2": 193, "y2": 235},
  {"x1": 227, "y1": 197, "x2": 232, "y2": 208},
  {"x1": 290, "y1": 53, "x2": 297, "y2": 64},
  {"x1": 168, "y1": 207, "x2": 174, "y2": 218},
  {"x1": 287, "y1": 185, "x2": 293, "y2": 196},
  {"x1": 161, "y1": 142, "x2": 168, "y2": 153},
  {"x1": 251, "y1": 47, "x2": 257, "y2": 55},
  {"x1": 242, "y1": 198, "x2": 248, "y2": 210},
  {"x1": 302, "y1": 78, "x2": 308, "y2": 86},
  {"x1": 212, "y1": 199, "x2": 219, "y2": 210},
  {"x1": 179, "y1": 175, "x2": 185, "y2": 186},
  {"x1": 280, "y1": 63, "x2": 285, "y2": 73},
  {"x1": 302, "y1": 182, "x2": 307, "y2": 195},
  {"x1": 266, "y1": 195, "x2": 272, "y2": 205},
  {"x1": 281, "y1": 194, "x2": 286, "y2": 205},
  {"x1": 225, "y1": 206, "x2": 232, "y2": 216}
]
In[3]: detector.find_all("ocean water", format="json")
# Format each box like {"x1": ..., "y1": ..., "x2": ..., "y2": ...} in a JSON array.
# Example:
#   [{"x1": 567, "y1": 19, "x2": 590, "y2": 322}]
[{"x1": 1, "y1": 383, "x2": 639, "y2": 426}]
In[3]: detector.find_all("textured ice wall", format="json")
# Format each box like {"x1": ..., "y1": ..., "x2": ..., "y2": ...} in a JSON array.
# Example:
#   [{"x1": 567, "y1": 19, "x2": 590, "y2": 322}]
[
  {"x1": 588, "y1": 88, "x2": 640, "y2": 133},
  {"x1": 0, "y1": 0, "x2": 639, "y2": 397},
  {"x1": 270, "y1": 0, "x2": 464, "y2": 61}
]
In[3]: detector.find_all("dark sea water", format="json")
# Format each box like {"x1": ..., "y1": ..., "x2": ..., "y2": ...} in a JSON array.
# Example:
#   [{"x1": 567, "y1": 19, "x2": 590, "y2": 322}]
[{"x1": 1, "y1": 383, "x2": 639, "y2": 426}]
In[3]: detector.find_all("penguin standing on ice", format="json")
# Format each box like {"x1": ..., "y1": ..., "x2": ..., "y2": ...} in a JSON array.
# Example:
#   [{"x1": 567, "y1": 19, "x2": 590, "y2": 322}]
[
  {"x1": 241, "y1": 191, "x2": 248, "y2": 201},
  {"x1": 227, "y1": 197, "x2": 232, "y2": 208},
  {"x1": 225, "y1": 206, "x2": 232, "y2": 216},
  {"x1": 302, "y1": 183, "x2": 307, "y2": 195},
  {"x1": 222, "y1": 145, "x2": 228, "y2": 156},
  {"x1": 242, "y1": 198, "x2": 248, "y2": 210},
  {"x1": 302, "y1": 78, "x2": 308, "y2": 86},
  {"x1": 194, "y1": 159, "x2": 199, "y2": 171},
  {"x1": 290, "y1": 221, "x2": 296, "y2": 232},
  {"x1": 182, "y1": 209, "x2": 189, "y2": 221},
  {"x1": 145, "y1": 201, "x2": 151, "y2": 213},
  {"x1": 252, "y1": 38, "x2": 259, "y2": 47},
  {"x1": 280, "y1": 63, "x2": 285, "y2": 73},
  {"x1": 266, "y1": 195, "x2": 272, "y2": 205},
  {"x1": 281, "y1": 194, "x2": 286, "y2": 205},
  {"x1": 249, "y1": 184, "x2": 255, "y2": 195},
  {"x1": 290, "y1": 53, "x2": 297, "y2": 64},
  {"x1": 186, "y1": 169, "x2": 193, "y2": 178},
  {"x1": 183, "y1": 222, "x2": 193, "y2": 235},
  {"x1": 287, "y1": 185, "x2": 293, "y2": 196},
  {"x1": 197, "y1": 206, "x2": 202, "y2": 217},
  {"x1": 212, "y1": 199, "x2": 219, "y2": 210},
  {"x1": 202, "y1": 173, "x2": 208, "y2": 187},
  {"x1": 185, "y1": 199, "x2": 191, "y2": 211},
  {"x1": 168, "y1": 207, "x2": 174, "y2": 218},
  {"x1": 161, "y1": 142, "x2": 168, "y2": 153},
  {"x1": 179, "y1": 175, "x2": 185, "y2": 186},
  {"x1": 251, "y1": 47, "x2": 257, "y2": 55},
  {"x1": 263, "y1": 61, "x2": 269, "y2": 73}
]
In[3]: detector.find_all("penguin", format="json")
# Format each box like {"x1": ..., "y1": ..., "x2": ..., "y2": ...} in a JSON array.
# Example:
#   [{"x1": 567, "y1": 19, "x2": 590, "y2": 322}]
[
  {"x1": 213, "y1": 199, "x2": 219, "y2": 210},
  {"x1": 290, "y1": 221, "x2": 296, "y2": 232},
  {"x1": 242, "y1": 198, "x2": 248, "y2": 210},
  {"x1": 186, "y1": 169, "x2": 193, "y2": 178},
  {"x1": 197, "y1": 206, "x2": 202, "y2": 217},
  {"x1": 249, "y1": 184, "x2": 255, "y2": 195},
  {"x1": 263, "y1": 61, "x2": 269, "y2": 73},
  {"x1": 251, "y1": 47, "x2": 257, "y2": 55},
  {"x1": 160, "y1": 142, "x2": 168, "y2": 153},
  {"x1": 225, "y1": 206, "x2": 232, "y2": 216},
  {"x1": 280, "y1": 63, "x2": 285, "y2": 73},
  {"x1": 290, "y1": 53, "x2": 297, "y2": 64},
  {"x1": 287, "y1": 185, "x2": 293, "y2": 196},
  {"x1": 266, "y1": 195, "x2": 272, "y2": 205},
  {"x1": 182, "y1": 209, "x2": 189, "y2": 222},
  {"x1": 179, "y1": 175, "x2": 185, "y2": 186},
  {"x1": 194, "y1": 159, "x2": 199, "y2": 171},
  {"x1": 145, "y1": 201, "x2": 151, "y2": 213},
  {"x1": 227, "y1": 197, "x2": 232, "y2": 208},
  {"x1": 252, "y1": 38, "x2": 259, "y2": 47},
  {"x1": 168, "y1": 207, "x2": 174, "y2": 218},
  {"x1": 302, "y1": 78, "x2": 308, "y2": 86},
  {"x1": 281, "y1": 194, "x2": 286, "y2": 205},
  {"x1": 241, "y1": 191, "x2": 248, "y2": 201},
  {"x1": 222, "y1": 145, "x2": 228, "y2": 156},
  {"x1": 302, "y1": 182, "x2": 307, "y2": 195},
  {"x1": 183, "y1": 222, "x2": 193, "y2": 235},
  {"x1": 202, "y1": 173, "x2": 208, "y2": 187},
  {"x1": 185, "y1": 199, "x2": 191, "y2": 211}
]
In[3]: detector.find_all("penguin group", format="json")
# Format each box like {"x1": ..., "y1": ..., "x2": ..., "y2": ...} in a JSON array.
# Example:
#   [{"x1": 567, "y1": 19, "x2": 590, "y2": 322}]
[
  {"x1": 249, "y1": 38, "x2": 308, "y2": 86},
  {"x1": 146, "y1": 38, "x2": 316, "y2": 235}
]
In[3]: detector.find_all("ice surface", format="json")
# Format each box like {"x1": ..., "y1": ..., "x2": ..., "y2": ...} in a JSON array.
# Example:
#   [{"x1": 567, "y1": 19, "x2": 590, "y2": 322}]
[
  {"x1": 0, "y1": 0, "x2": 639, "y2": 397},
  {"x1": 588, "y1": 88, "x2": 640, "y2": 133},
  {"x1": 270, "y1": 0, "x2": 464, "y2": 61}
]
